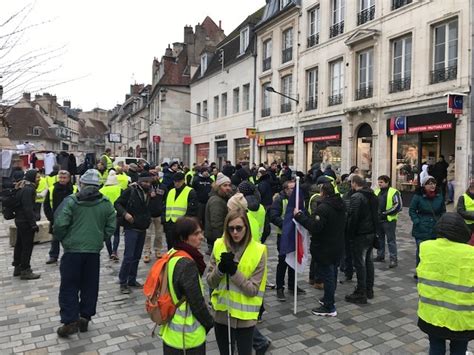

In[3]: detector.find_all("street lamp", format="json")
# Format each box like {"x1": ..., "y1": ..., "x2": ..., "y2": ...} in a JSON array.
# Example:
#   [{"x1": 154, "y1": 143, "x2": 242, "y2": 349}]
[
  {"x1": 265, "y1": 86, "x2": 299, "y2": 104},
  {"x1": 185, "y1": 109, "x2": 208, "y2": 120}
]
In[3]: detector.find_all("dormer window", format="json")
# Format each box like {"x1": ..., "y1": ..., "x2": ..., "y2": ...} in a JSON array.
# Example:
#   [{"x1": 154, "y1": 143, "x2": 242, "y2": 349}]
[
  {"x1": 240, "y1": 27, "x2": 249, "y2": 54},
  {"x1": 32, "y1": 126, "x2": 41, "y2": 136},
  {"x1": 200, "y1": 54, "x2": 208, "y2": 76}
]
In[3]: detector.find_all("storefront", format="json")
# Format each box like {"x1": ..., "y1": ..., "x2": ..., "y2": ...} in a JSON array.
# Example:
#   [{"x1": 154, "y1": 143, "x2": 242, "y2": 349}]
[
  {"x1": 304, "y1": 126, "x2": 342, "y2": 174},
  {"x1": 215, "y1": 139, "x2": 228, "y2": 169},
  {"x1": 235, "y1": 138, "x2": 250, "y2": 164},
  {"x1": 195, "y1": 143, "x2": 209, "y2": 164},
  {"x1": 387, "y1": 112, "x2": 456, "y2": 205},
  {"x1": 260, "y1": 137, "x2": 294, "y2": 166},
  {"x1": 356, "y1": 123, "x2": 373, "y2": 182}
]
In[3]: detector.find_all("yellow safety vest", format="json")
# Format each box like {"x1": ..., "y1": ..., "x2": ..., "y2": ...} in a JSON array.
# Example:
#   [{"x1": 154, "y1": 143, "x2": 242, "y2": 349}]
[
  {"x1": 98, "y1": 170, "x2": 108, "y2": 186},
  {"x1": 49, "y1": 184, "x2": 78, "y2": 208},
  {"x1": 324, "y1": 175, "x2": 340, "y2": 195},
  {"x1": 417, "y1": 238, "x2": 474, "y2": 331},
  {"x1": 46, "y1": 175, "x2": 58, "y2": 189},
  {"x1": 116, "y1": 174, "x2": 129, "y2": 191},
  {"x1": 159, "y1": 250, "x2": 206, "y2": 349},
  {"x1": 275, "y1": 198, "x2": 288, "y2": 234},
  {"x1": 210, "y1": 175, "x2": 216, "y2": 183},
  {"x1": 36, "y1": 177, "x2": 48, "y2": 203},
  {"x1": 374, "y1": 187, "x2": 400, "y2": 222},
  {"x1": 185, "y1": 171, "x2": 195, "y2": 186},
  {"x1": 462, "y1": 194, "x2": 474, "y2": 225},
  {"x1": 102, "y1": 154, "x2": 113, "y2": 171},
  {"x1": 211, "y1": 238, "x2": 267, "y2": 320},
  {"x1": 247, "y1": 205, "x2": 266, "y2": 242},
  {"x1": 99, "y1": 185, "x2": 122, "y2": 205},
  {"x1": 165, "y1": 186, "x2": 192, "y2": 223},
  {"x1": 308, "y1": 193, "x2": 320, "y2": 215},
  {"x1": 249, "y1": 176, "x2": 255, "y2": 184}
]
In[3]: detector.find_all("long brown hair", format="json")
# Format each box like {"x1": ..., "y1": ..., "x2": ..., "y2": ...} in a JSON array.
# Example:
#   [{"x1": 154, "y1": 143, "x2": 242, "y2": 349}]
[{"x1": 223, "y1": 208, "x2": 251, "y2": 249}]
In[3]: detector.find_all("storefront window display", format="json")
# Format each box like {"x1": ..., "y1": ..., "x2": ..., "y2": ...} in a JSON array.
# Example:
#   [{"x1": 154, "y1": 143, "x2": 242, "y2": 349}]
[
  {"x1": 235, "y1": 138, "x2": 250, "y2": 164},
  {"x1": 262, "y1": 137, "x2": 294, "y2": 166},
  {"x1": 195, "y1": 143, "x2": 209, "y2": 164},
  {"x1": 356, "y1": 124, "x2": 373, "y2": 181},
  {"x1": 216, "y1": 140, "x2": 228, "y2": 169},
  {"x1": 304, "y1": 127, "x2": 342, "y2": 174}
]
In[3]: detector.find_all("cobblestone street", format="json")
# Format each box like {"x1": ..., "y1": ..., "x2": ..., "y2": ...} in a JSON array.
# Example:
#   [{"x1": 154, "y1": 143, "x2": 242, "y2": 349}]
[{"x1": 0, "y1": 211, "x2": 472, "y2": 354}]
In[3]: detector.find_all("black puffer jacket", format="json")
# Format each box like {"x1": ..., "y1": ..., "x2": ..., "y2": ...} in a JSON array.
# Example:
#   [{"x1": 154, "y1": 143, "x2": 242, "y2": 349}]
[
  {"x1": 295, "y1": 194, "x2": 346, "y2": 265},
  {"x1": 257, "y1": 174, "x2": 273, "y2": 207},
  {"x1": 347, "y1": 187, "x2": 379, "y2": 238},
  {"x1": 114, "y1": 184, "x2": 151, "y2": 231},
  {"x1": 192, "y1": 174, "x2": 212, "y2": 204},
  {"x1": 14, "y1": 181, "x2": 37, "y2": 229}
]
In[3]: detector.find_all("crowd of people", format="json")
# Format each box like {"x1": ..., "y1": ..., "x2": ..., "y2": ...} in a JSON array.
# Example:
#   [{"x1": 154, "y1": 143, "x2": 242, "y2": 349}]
[{"x1": 5, "y1": 148, "x2": 474, "y2": 354}]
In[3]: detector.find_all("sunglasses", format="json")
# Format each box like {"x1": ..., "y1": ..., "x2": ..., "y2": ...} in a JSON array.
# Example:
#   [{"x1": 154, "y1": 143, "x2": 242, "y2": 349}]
[{"x1": 228, "y1": 225, "x2": 245, "y2": 233}]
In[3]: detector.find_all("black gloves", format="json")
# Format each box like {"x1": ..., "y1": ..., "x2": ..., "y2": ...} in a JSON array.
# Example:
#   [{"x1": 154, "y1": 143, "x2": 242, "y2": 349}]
[
  {"x1": 218, "y1": 252, "x2": 238, "y2": 276},
  {"x1": 31, "y1": 225, "x2": 39, "y2": 233}
]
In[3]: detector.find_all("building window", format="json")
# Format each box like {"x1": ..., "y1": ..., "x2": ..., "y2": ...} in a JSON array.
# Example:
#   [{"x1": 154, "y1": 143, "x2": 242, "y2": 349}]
[
  {"x1": 202, "y1": 100, "x2": 208, "y2": 120},
  {"x1": 392, "y1": 0, "x2": 412, "y2": 11},
  {"x1": 262, "y1": 39, "x2": 272, "y2": 71},
  {"x1": 221, "y1": 93, "x2": 227, "y2": 117},
  {"x1": 32, "y1": 127, "x2": 41, "y2": 136},
  {"x1": 233, "y1": 88, "x2": 240, "y2": 114},
  {"x1": 282, "y1": 28, "x2": 293, "y2": 63},
  {"x1": 214, "y1": 96, "x2": 219, "y2": 119},
  {"x1": 196, "y1": 102, "x2": 201, "y2": 123},
  {"x1": 329, "y1": 59, "x2": 344, "y2": 106},
  {"x1": 262, "y1": 83, "x2": 271, "y2": 117},
  {"x1": 281, "y1": 75, "x2": 293, "y2": 113},
  {"x1": 431, "y1": 19, "x2": 458, "y2": 84},
  {"x1": 243, "y1": 84, "x2": 250, "y2": 111},
  {"x1": 240, "y1": 27, "x2": 249, "y2": 55},
  {"x1": 306, "y1": 67, "x2": 318, "y2": 111},
  {"x1": 390, "y1": 35, "x2": 412, "y2": 93},
  {"x1": 307, "y1": 6, "x2": 320, "y2": 48},
  {"x1": 330, "y1": 0, "x2": 345, "y2": 38},
  {"x1": 358, "y1": 0, "x2": 375, "y2": 25},
  {"x1": 200, "y1": 54, "x2": 208, "y2": 76},
  {"x1": 281, "y1": 0, "x2": 291, "y2": 9},
  {"x1": 356, "y1": 49, "x2": 374, "y2": 100}
]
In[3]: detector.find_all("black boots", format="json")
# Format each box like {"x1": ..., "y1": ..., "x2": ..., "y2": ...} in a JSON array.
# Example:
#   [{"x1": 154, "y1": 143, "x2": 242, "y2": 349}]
[
  {"x1": 345, "y1": 289, "x2": 368, "y2": 304},
  {"x1": 20, "y1": 269, "x2": 40, "y2": 280}
]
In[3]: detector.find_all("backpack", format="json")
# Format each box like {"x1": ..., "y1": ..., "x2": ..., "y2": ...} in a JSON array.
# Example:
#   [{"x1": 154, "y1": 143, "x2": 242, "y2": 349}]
[
  {"x1": 143, "y1": 250, "x2": 192, "y2": 332},
  {"x1": 0, "y1": 187, "x2": 21, "y2": 220}
]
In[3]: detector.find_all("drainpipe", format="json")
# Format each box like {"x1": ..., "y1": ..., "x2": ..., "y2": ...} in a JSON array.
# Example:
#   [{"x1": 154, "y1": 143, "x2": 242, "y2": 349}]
[
  {"x1": 252, "y1": 34, "x2": 258, "y2": 166},
  {"x1": 470, "y1": 0, "x2": 474, "y2": 179}
]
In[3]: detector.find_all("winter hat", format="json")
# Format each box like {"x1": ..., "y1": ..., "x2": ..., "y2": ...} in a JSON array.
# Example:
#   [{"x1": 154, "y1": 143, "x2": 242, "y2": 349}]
[
  {"x1": 105, "y1": 170, "x2": 118, "y2": 186},
  {"x1": 434, "y1": 213, "x2": 471, "y2": 244},
  {"x1": 24, "y1": 169, "x2": 37, "y2": 183},
  {"x1": 258, "y1": 167, "x2": 266, "y2": 174},
  {"x1": 227, "y1": 193, "x2": 248, "y2": 211},
  {"x1": 128, "y1": 163, "x2": 138, "y2": 172},
  {"x1": 138, "y1": 171, "x2": 154, "y2": 182},
  {"x1": 12, "y1": 169, "x2": 25, "y2": 182},
  {"x1": 421, "y1": 175, "x2": 436, "y2": 187},
  {"x1": 80, "y1": 169, "x2": 100, "y2": 186},
  {"x1": 238, "y1": 181, "x2": 256, "y2": 196},
  {"x1": 215, "y1": 172, "x2": 231, "y2": 187},
  {"x1": 316, "y1": 175, "x2": 332, "y2": 185},
  {"x1": 173, "y1": 172, "x2": 185, "y2": 182}
]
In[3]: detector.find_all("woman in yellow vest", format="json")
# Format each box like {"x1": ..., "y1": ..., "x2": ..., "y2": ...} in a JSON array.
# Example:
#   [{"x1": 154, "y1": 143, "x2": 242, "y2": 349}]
[
  {"x1": 416, "y1": 213, "x2": 474, "y2": 354},
  {"x1": 160, "y1": 217, "x2": 213, "y2": 354},
  {"x1": 207, "y1": 209, "x2": 268, "y2": 355},
  {"x1": 457, "y1": 180, "x2": 474, "y2": 235}
]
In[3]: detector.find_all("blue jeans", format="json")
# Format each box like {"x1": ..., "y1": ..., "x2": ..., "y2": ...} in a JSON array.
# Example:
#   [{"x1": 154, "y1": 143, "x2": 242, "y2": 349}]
[
  {"x1": 105, "y1": 220, "x2": 121, "y2": 256},
  {"x1": 318, "y1": 263, "x2": 338, "y2": 310},
  {"x1": 49, "y1": 238, "x2": 61, "y2": 259},
  {"x1": 447, "y1": 180, "x2": 455, "y2": 202},
  {"x1": 377, "y1": 221, "x2": 397, "y2": 260},
  {"x1": 59, "y1": 253, "x2": 100, "y2": 324},
  {"x1": 352, "y1": 235, "x2": 375, "y2": 293},
  {"x1": 253, "y1": 327, "x2": 270, "y2": 351},
  {"x1": 415, "y1": 239, "x2": 423, "y2": 267},
  {"x1": 428, "y1": 334, "x2": 468, "y2": 355},
  {"x1": 119, "y1": 229, "x2": 146, "y2": 285}
]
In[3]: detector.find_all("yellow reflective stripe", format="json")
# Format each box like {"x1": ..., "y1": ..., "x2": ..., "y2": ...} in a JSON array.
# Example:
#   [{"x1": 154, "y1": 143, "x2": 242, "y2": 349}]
[
  {"x1": 418, "y1": 277, "x2": 474, "y2": 293},
  {"x1": 419, "y1": 296, "x2": 474, "y2": 312},
  {"x1": 216, "y1": 282, "x2": 265, "y2": 298},
  {"x1": 215, "y1": 297, "x2": 262, "y2": 313},
  {"x1": 167, "y1": 321, "x2": 201, "y2": 333}
]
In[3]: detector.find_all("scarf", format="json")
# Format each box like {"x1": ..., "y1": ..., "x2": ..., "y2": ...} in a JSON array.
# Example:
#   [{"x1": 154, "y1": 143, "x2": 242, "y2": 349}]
[
  {"x1": 425, "y1": 189, "x2": 437, "y2": 199},
  {"x1": 174, "y1": 241, "x2": 206, "y2": 276}
]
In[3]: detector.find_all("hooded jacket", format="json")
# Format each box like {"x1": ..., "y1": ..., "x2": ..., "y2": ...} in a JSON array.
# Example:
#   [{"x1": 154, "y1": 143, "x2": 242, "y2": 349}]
[
  {"x1": 192, "y1": 173, "x2": 212, "y2": 204},
  {"x1": 44, "y1": 181, "x2": 75, "y2": 222},
  {"x1": 256, "y1": 173, "x2": 273, "y2": 207},
  {"x1": 409, "y1": 188, "x2": 445, "y2": 241},
  {"x1": 53, "y1": 186, "x2": 116, "y2": 253},
  {"x1": 245, "y1": 195, "x2": 270, "y2": 241},
  {"x1": 347, "y1": 187, "x2": 379, "y2": 238},
  {"x1": 14, "y1": 180, "x2": 37, "y2": 228},
  {"x1": 205, "y1": 190, "x2": 229, "y2": 243},
  {"x1": 114, "y1": 184, "x2": 152, "y2": 231}
]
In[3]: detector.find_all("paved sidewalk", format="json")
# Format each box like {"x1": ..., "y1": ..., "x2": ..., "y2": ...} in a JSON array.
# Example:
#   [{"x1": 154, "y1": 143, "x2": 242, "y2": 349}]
[{"x1": 0, "y1": 211, "x2": 472, "y2": 354}]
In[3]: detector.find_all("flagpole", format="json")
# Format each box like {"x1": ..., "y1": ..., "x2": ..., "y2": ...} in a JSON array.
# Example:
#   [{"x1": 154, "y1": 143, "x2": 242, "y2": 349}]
[{"x1": 294, "y1": 176, "x2": 300, "y2": 315}]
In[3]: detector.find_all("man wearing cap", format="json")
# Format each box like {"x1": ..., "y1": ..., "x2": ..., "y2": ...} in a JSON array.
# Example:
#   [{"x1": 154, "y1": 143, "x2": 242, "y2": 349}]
[
  {"x1": 192, "y1": 166, "x2": 213, "y2": 226},
  {"x1": 115, "y1": 172, "x2": 154, "y2": 294},
  {"x1": 127, "y1": 163, "x2": 139, "y2": 183},
  {"x1": 163, "y1": 172, "x2": 198, "y2": 250},
  {"x1": 53, "y1": 169, "x2": 116, "y2": 337}
]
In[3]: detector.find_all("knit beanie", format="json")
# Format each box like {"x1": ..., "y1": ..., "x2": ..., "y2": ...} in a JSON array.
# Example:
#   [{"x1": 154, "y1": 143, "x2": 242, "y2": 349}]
[
  {"x1": 238, "y1": 181, "x2": 256, "y2": 196},
  {"x1": 434, "y1": 212, "x2": 471, "y2": 244},
  {"x1": 24, "y1": 169, "x2": 37, "y2": 183},
  {"x1": 421, "y1": 175, "x2": 436, "y2": 187},
  {"x1": 105, "y1": 170, "x2": 118, "y2": 186},
  {"x1": 215, "y1": 172, "x2": 231, "y2": 187},
  {"x1": 128, "y1": 163, "x2": 138, "y2": 172},
  {"x1": 79, "y1": 169, "x2": 100, "y2": 186},
  {"x1": 227, "y1": 193, "x2": 248, "y2": 211},
  {"x1": 139, "y1": 171, "x2": 154, "y2": 182},
  {"x1": 12, "y1": 169, "x2": 25, "y2": 182}
]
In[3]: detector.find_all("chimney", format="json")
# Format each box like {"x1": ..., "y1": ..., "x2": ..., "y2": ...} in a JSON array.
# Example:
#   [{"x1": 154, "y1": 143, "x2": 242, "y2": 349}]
[
  {"x1": 23, "y1": 93, "x2": 31, "y2": 101},
  {"x1": 63, "y1": 100, "x2": 71, "y2": 108},
  {"x1": 35, "y1": 94, "x2": 41, "y2": 100},
  {"x1": 219, "y1": 20, "x2": 222, "y2": 29},
  {"x1": 165, "y1": 44, "x2": 173, "y2": 57},
  {"x1": 184, "y1": 25, "x2": 194, "y2": 45}
]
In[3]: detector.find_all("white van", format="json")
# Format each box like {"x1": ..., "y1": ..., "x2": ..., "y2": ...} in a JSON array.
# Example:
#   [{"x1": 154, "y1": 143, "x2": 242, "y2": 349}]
[{"x1": 113, "y1": 157, "x2": 149, "y2": 166}]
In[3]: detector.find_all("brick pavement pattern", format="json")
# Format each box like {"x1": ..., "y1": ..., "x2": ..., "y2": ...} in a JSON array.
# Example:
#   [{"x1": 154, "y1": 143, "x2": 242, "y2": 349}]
[{"x1": 0, "y1": 211, "x2": 473, "y2": 354}]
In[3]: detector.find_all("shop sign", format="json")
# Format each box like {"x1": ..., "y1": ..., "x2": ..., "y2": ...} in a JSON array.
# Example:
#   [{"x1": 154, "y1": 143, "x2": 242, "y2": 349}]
[
  {"x1": 389, "y1": 116, "x2": 407, "y2": 135},
  {"x1": 215, "y1": 134, "x2": 226, "y2": 140},
  {"x1": 108, "y1": 133, "x2": 122, "y2": 143},
  {"x1": 246, "y1": 128, "x2": 257, "y2": 139},
  {"x1": 265, "y1": 137, "x2": 294, "y2": 146},
  {"x1": 152, "y1": 135, "x2": 161, "y2": 143},
  {"x1": 257, "y1": 135, "x2": 265, "y2": 146},
  {"x1": 447, "y1": 94, "x2": 463, "y2": 115},
  {"x1": 183, "y1": 136, "x2": 192, "y2": 145},
  {"x1": 408, "y1": 123, "x2": 453, "y2": 133},
  {"x1": 304, "y1": 134, "x2": 341, "y2": 143}
]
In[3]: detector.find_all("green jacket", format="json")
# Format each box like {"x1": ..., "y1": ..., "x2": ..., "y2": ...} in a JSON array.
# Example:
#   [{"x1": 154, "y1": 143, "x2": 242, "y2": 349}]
[
  {"x1": 53, "y1": 186, "x2": 116, "y2": 254},
  {"x1": 409, "y1": 191, "x2": 446, "y2": 241}
]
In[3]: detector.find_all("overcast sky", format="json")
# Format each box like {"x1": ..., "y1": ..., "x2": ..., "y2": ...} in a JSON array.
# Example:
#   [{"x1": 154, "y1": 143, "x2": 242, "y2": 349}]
[{"x1": 2, "y1": 0, "x2": 265, "y2": 111}]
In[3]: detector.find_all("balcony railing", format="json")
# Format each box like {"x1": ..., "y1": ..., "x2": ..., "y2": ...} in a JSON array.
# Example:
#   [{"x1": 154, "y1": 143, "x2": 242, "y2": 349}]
[
  {"x1": 281, "y1": 102, "x2": 292, "y2": 113},
  {"x1": 262, "y1": 57, "x2": 271, "y2": 71},
  {"x1": 261, "y1": 107, "x2": 271, "y2": 117},
  {"x1": 306, "y1": 97, "x2": 317, "y2": 111},
  {"x1": 355, "y1": 86, "x2": 373, "y2": 100},
  {"x1": 307, "y1": 33, "x2": 319, "y2": 48},
  {"x1": 430, "y1": 65, "x2": 457, "y2": 84},
  {"x1": 282, "y1": 47, "x2": 293, "y2": 63},
  {"x1": 329, "y1": 21, "x2": 344, "y2": 38},
  {"x1": 328, "y1": 94, "x2": 343, "y2": 106},
  {"x1": 357, "y1": 5, "x2": 375, "y2": 25},
  {"x1": 392, "y1": 0, "x2": 412, "y2": 10},
  {"x1": 389, "y1": 77, "x2": 411, "y2": 93}
]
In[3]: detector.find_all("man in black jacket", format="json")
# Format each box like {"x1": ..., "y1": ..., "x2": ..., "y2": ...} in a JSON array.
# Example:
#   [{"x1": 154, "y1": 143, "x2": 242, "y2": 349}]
[
  {"x1": 257, "y1": 168, "x2": 273, "y2": 210},
  {"x1": 295, "y1": 183, "x2": 346, "y2": 316},
  {"x1": 192, "y1": 166, "x2": 212, "y2": 226},
  {"x1": 44, "y1": 170, "x2": 76, "y2": 264},
  {"x1": 115, "y1": 172, "x2": 153, "y2": 294},
  {"x1": 345, "y1": 175, "x2": 379, "y2": 304},
  {"x1": 222, "y1": 160, "x2": 235, "y2": 178},
  {"x1": 12, "y1": 169, "x2": 41, "y2": 280}
]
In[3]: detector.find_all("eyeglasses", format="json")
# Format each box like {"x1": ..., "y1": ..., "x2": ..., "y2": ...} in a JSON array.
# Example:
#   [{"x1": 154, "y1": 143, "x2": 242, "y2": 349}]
[{"x1": 227, "y1": 225, "x2": 245, "y2": 233}]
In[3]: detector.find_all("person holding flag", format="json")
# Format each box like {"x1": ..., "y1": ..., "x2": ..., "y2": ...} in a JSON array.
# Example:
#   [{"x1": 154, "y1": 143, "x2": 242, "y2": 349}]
[{"x1": 294, "y1": 183, "x2": 346, "y2": 317}]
